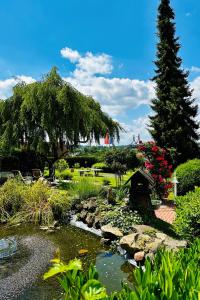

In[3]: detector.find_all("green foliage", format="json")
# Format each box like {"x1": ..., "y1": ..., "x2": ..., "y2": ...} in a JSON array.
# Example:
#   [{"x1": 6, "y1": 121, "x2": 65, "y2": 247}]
[
  {"x1": 44, "y1": 239, "x2": 200, "y2": 299},
  {"x1": 74, "y1": 163, "x2": 80, "y2": 169},
  {"x1": 174, "y1": 187, "x2": 200, "y2": 239},
  {"x1": 92, "y1": 162, "x2": 107, "y2": 169},
  {"x1": 44, "y1": 258, "x2": 106, "y2": 300},
  {"x1": 70, "y1": 178, "x2": 101, "y2": 201},
  {"x1": 66, "y1": 156, "x2": 99, "y2": 168},
  {"x1": 105, "y1": 148, "x2": 140, "y2": 171},
  {"x1": 176, "y1": 159, "x2": 200, "y2": 195},
  {"x1": 55, "y1": 159, "x2": 69, "y2": 172},
  {"x1": 149, "y1": 0, "x2": 199, "y2": 164},
  {"x1": 0, "y1": 68, "x2": 121, "y2": 178},
  {"x1": 55, "y1": 169, "x2": 73, "y2": 180},
  {"x1": 0, "y1": 179, "x2": 72, "y2": 225},
  {"x1": 101, "y1": 207, "x2": 143, "y2": 234},
  {"x1": 0, "y1": 178, "x2": 25, "y2": 221}
]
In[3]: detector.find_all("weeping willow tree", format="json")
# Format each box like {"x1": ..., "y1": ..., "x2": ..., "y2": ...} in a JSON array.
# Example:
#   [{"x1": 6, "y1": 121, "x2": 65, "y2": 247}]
[{"x1": 0, "y1": 67, "x2": 121, "y2": 177}]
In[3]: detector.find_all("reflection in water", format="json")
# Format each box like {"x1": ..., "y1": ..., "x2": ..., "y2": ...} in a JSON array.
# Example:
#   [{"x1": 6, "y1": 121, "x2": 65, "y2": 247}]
[{"x1": 0, "y1": 224, "x2": 132, "y2": 299}]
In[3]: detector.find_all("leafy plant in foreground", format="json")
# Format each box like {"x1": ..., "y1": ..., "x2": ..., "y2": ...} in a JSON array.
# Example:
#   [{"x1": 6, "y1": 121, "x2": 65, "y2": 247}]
[
  {"x1": 44, "y1": 239, "x2": 200, "y2": 299},
  {"x1": 174, "y1": 187, "x2": 200, "y2": 239}
]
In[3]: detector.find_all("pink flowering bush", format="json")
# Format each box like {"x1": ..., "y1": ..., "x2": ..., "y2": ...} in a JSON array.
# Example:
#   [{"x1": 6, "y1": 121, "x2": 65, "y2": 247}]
[{"x1": 137, "y1": 142, "x2": 174, "y2": 198}]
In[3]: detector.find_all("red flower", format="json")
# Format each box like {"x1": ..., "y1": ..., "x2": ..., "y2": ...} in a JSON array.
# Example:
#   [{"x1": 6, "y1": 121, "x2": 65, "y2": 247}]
[
  {"x1": 151, "y1": 145, "x2": 159, "y2": 152},
  {"x1": 156, "y1": 156, "x2": 164, "y2": 161},
  {"x1": 138, "y1": 145, "x2": 146, "y2": 151},
  {"x1": 145, "y1": 162, "x2": 154, "y2": 170},
  {"x1": 158, "y1": 175, "x2": 164, "y2": 183},
  {"x1": 152, "y1": 174, "x2": 158, "y2": 179}
]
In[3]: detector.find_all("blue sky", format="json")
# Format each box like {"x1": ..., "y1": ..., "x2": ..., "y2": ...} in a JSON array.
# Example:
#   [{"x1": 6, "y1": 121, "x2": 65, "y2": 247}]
[{"x1": 1, "y1": 0, "x2": 200, "y2": 144}]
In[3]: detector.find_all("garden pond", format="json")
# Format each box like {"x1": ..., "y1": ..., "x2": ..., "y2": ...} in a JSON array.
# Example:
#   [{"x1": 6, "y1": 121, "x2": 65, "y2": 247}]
[{"x1": 0, "y1": 224, "x2": 133, "y2": 299}]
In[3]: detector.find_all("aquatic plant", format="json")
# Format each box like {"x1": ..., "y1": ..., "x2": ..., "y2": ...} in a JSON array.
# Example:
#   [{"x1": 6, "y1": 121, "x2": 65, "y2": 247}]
[{"x1": 44, "y1": 239, "x2": 200, "y2": 299}]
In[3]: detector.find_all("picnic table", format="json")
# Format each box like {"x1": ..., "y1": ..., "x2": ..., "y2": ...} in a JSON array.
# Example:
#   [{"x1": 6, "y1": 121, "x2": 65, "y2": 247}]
[
  {"x1": 78, "y1": 169, "x2": 91, "y2": 176},
  {"x1": 91, "y1": 168, "x2": 102, "y2": 177}
]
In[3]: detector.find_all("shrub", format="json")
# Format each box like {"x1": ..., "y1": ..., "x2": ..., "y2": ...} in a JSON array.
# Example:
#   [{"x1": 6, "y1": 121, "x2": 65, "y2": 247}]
[
  {"x1": 92, "y1": 162, "x2": 112, "y2": 173},
  {"x1": 54, "y1": 159, "x2": 69, "y2": 172},
  {"x1": 66, "y1": 156, "x2": 98, "y2": 168},
  {"x1": 44, "y1": 239, "x2": 200, "y2": 299},
  {"x1": 0, "y1": 179, "x2": 73, "y2": 225},
  {"x1": 70, "y1": 178, "x2": 101, "y2": 201},
  {"x1": 55, "y1": 169, "x2": 73, "y2": 180},
  {"x1": 18, "y1": 180, "x2": 54, "y2": 224},
  {"x1": 174, "y1": 187, "x2": 200, "y2": 239},
  {"x1": 138, "y1": 142, "x2": 173, "y2": 198},
  {"x1": 105, "y1": 148, "x2": 140, "y2": 171},
  {"x1": 0, "y1": 178, "x2": 25, "y2": 221},
  {"x1": 176, "y1": 159, "x2": 200, "y2": 195}
]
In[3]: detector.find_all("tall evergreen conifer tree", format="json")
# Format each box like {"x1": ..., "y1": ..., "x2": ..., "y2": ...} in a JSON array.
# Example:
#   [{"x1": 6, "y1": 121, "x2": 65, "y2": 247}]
[{"x1": 149, "y1": 0, "x2": 199, "y2": 163}]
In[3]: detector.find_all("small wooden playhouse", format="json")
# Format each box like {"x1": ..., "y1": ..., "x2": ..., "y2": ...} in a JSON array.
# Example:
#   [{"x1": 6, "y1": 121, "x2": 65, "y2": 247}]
[{"x1": 126, "y1": 168, "x2": 156, "y2": 215}]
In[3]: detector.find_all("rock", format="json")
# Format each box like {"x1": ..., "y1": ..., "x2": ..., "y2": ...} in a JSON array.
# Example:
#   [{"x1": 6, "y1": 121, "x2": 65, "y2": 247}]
[
  {"x1": 40, "y1": 226, "x2": 49, "y2": 231},
  {"x1": 85, "y1": 213, "x2": 94, "y2": 227},
  {"x1": 133, "y1": 225, "x2": 157, "y2": 236},
  {"x1": 83, "y1": 198, "x2": 97, "y2": 212},
  {"x1": 136, "y1": 234, "x2": 153, "y2": 248},
  {"x1": 94, "y1": 216, "x2": 101, "y2": 229},
  {"x1": 100, "y1": 238, "x2": 111, "y2": 246},
  {"x1": 134, "y1": 251, "x2": 145, "y2": 262},
  {"x1": 75, "y1": 203, "x2": 83, "y2": 212},
  {"x1": 119, "y1": 233, "x2": 140, "y2": 254},
  {"x1": 101, "y1": 224, "x2": 123, "y2": 240},
  {"x1": 145, "y1": 238, "x2": 163, "y2": 253},
  {"x1": 156, "y1": 232, "x2": 167, "y2": 241},
  {"x1": 163, "y1": 238, "x2": 187, "y2": 251},
  {"x1": 79, "y1": 210, "x2": 87, "y2": 221}
]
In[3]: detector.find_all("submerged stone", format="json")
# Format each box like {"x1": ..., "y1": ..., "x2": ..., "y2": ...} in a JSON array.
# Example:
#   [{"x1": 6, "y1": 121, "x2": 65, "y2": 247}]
[{"x1": 0, "y1": 237, "x2": 17, "y2": 259}]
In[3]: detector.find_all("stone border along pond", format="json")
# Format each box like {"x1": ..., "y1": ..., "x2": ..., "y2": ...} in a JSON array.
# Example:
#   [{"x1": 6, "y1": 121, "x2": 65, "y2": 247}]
[
  {"x1": 0, "y1": 236, "x2": 55, "y2": 300},
  {"x1": 72, "y1": 197, "x2": 187, "y2": 264}
]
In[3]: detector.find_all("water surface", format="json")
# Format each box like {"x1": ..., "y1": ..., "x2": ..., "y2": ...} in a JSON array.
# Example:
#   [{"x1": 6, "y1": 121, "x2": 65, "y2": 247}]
[{"x1": 0, "y1": 224, "x2": 131, "y2": 299}]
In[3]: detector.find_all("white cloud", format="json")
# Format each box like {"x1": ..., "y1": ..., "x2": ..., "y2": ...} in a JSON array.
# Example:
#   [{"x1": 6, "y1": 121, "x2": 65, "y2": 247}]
[
  {"x1": 190, "y1": 66, "x2": 200, "y2": 73},
  {"x1": 191, "y1": 76, "x2": 200, "y2": 102},
  {"x1": 62, "y1": 47, "x2": 155, "y2": 116},
  {"x1": 119, "y1": 116, "x2": 151, "y2": 145},
  {"x1": 60, "y1": 47, "x2": 81, "y2": 62},
  {"x1": 0, "y1": 76, "x2": 35, "y2": 99}
]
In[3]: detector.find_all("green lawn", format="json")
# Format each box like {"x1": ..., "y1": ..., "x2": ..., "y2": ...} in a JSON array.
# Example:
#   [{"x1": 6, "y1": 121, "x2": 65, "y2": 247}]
[
  {"x1": 70, "y1": 169, "x2": 133, "y2": 187},
  {"x1": 44, "y1": 168, "x2": 133, "y2": 187}
]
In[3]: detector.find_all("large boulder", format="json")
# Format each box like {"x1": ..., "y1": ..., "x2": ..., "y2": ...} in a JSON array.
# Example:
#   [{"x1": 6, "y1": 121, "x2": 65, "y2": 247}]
[
  {"x1": 132, "y1": 225, "x2": 157, "y2": 236},
  {"x1": 101, "y1": 224, "x2": 123, "y2": 240},
  {"x1": 163, "y1": 238, "x2": 187, "y2": 251},
  {"x1": 119, "y1": 233, "x2": 141, "y2": 254},
  {"x1": 145, "y1": 238, "x2": 164, "y2": 253}
]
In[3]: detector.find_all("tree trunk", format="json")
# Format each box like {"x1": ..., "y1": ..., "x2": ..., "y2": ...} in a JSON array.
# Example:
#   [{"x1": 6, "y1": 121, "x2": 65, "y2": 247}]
[{"x1": 48, "y1": 160, "x2": 55, "y2": 181}]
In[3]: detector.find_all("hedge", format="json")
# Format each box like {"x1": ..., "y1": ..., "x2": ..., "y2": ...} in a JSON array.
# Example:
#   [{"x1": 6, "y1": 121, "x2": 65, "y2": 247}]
[
  {"x1": 66, "y1": 156, "x2": 99, "y2": 168},
  {"x1": 176, "y1": 159, "x2": 200, "y2": 195}
]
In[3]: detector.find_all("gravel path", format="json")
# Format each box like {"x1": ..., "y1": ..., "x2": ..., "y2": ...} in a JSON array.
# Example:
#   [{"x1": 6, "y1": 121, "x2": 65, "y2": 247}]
[{"x1": 0, "y1": 236, "x2": 55, "y2": 300}]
